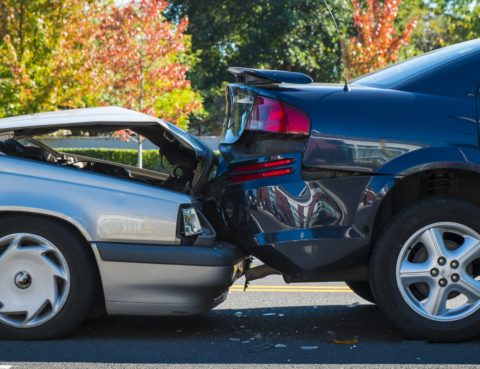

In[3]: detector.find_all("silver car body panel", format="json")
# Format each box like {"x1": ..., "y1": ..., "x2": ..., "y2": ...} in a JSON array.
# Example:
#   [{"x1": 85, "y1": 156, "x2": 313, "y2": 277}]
[
  {"x1": 0, "y1": 107, "x2": 244, "y2": 316},
  {"x1": 0, "y1": 154, "x2": 188, "y2": 244},
  {"x1": 91, "y1": 244, "x2": 235, "y2": 315}
]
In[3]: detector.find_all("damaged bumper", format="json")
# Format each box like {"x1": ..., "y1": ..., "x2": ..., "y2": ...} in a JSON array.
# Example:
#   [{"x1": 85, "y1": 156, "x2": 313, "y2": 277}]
[{"x1": 92, "y1": 213, "x2": 249, "y2": 316}]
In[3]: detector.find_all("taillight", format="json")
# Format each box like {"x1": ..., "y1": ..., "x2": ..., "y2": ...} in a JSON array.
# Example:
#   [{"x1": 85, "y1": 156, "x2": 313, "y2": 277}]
[
  {"x1": 232, "y1": 158, "x2": 294, "y2": 173},
  {"x1": 228, "y1": 158, "x2": 295, "y2": 183},
  {"x1": 229, "y1": 168, "x2": 293, "y2": 183},
  {"x1": 245, "y1": 96, "x2": 310, "y2": 135}
]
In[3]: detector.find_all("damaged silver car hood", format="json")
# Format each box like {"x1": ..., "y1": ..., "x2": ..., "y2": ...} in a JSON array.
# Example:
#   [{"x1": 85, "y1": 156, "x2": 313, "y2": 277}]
[{"x1": 0, "y1": 106, "x2": 213, "y2": 160}]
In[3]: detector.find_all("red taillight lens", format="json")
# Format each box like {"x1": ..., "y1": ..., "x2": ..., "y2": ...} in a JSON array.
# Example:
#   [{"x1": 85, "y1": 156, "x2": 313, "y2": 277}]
[
  {"x1": 232, "y1": 158, "x2": 294, "y2": 173},
  {"x1": 228, "y1": 168, "x2": 293, "y2": 183},
  {"x1": 245, "y1": 96, "x2": 310, "y2": 135},
  {"x1": 228, "y1": 158, "x2": 295, "y2": 183}
]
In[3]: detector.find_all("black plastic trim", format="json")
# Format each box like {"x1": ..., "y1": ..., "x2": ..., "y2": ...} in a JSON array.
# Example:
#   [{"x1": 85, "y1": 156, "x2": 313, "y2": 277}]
[
  {"x1": 194, "y1": 212, "x2": 217, "y2": 246},
  {"x1": 228, "y1": 67, "x2": 313, "y2": 85},
  {"x1": 96, "y1": 242, "x2": 246, "y2": 266}
]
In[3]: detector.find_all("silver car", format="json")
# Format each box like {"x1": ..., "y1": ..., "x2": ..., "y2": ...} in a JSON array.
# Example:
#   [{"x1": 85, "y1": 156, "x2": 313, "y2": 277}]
[{"x1": 0, "y1": 107, "x2": 247, "y2": 339}]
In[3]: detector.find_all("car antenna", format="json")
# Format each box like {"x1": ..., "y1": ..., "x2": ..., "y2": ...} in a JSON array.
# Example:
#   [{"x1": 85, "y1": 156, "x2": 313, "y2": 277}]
[{"x1": 322, "y1": 0, "x2": 350, "y2": 92}]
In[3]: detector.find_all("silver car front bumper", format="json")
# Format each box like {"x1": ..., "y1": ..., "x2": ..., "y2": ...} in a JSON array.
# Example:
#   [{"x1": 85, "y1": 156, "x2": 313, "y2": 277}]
[{"x1": 91, "y1": 241, "x2": 247, "y2": 316}]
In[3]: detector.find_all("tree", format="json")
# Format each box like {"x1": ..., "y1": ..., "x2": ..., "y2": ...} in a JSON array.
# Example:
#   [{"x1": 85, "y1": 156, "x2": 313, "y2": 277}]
[
  {"x1": 0, "y1": 0, "x2": 106, "y2": 116},
  {"x1": 0, "y1": 0, "x2": 203, "y2": 130},
  {"x1": 0, "y1": 0, "x2": 96, "y2": 117},
  {"x1": 400, "y1": 0, "x2": 479, "y2": 57},
  {"x1": 84, "y1": 0, "x2": 203, "y2": 129},
  {"x1": 346, "y1": 0, "x2": 417, "y2": 77},
  {"x1": 168, "y1": 0, "x2": 352, "y2": 133}
]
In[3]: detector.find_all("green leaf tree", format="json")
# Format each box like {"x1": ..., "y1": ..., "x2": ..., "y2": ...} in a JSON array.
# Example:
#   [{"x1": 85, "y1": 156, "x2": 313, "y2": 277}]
[
  {"x1": 0, "y1": 0, "x2": 203, "y2": 130},
  {"x1": 168, "y1": 0, "x2": 352, "y2": 133},
  {"x1": 0, "y1": 0, "x2": 102, "y2": 117}
]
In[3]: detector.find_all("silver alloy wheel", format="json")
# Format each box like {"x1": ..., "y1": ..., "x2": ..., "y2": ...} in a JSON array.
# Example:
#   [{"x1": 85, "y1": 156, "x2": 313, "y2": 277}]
[
  {"x1": 396, "y1": 222, "x2": 480, "y2": 322},
  {"x1": 0, "y1": 233, "x2": 70, "y2": 328}
]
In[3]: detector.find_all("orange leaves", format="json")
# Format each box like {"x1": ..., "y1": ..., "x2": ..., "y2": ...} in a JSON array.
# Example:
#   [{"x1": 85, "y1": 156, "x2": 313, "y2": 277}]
[
  {"x1": 47, "y1": 0, "x2": 202, "y2": 128},
  {"x1": 88, "y1": 0, "x2": 198, "y2": 123},
  {"x1": 347, "y1": 0, "x2": 417, "y2": 77}
]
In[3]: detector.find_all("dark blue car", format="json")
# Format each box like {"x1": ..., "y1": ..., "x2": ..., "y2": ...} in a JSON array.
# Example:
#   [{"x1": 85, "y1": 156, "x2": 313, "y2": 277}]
[{"x1": 208, "y1": 38, "x2": 480, "y2": 342}]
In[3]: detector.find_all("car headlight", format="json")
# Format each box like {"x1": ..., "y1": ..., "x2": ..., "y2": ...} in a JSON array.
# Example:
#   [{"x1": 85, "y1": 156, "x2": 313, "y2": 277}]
[{"x1": 182, "y1": 207, "x2": 202, "y2": 237}]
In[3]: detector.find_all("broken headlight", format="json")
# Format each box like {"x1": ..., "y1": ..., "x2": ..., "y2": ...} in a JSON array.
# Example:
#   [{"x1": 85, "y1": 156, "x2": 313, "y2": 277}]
[{"x1": 181, "y1": 207, "x2": 202, "y2": 237}]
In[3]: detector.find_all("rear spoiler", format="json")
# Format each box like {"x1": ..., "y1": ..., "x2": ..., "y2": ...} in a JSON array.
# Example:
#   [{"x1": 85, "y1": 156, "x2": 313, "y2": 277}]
[{"x1": 228, "y1": 67, "x2": 313, "y2": 85}]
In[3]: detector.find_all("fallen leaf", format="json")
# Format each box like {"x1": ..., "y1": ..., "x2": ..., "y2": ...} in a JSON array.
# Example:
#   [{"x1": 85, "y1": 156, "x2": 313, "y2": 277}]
[{"x1": 329, "y1": 338, "x2": 359, "y2": 345}]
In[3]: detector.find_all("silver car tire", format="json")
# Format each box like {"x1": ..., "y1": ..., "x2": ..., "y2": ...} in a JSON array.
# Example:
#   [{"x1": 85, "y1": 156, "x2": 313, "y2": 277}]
[
  {"x1": 370, "y1": 198, "x2": 480, "y2": 342},
  {"x1": 0, "y1": 215, "x2": 97, "y2": 339}
]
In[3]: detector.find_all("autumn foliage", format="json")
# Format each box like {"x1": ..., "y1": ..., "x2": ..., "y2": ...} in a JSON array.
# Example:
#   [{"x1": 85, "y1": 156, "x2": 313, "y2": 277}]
[
  {"x1": 347, "y1": 0, "x2": 417, "y2": 78},
  {"x1": 90, "y1": 0, "x2": 202, "y2": 127},
  {"x1": 0, "y1": 0, "x2": 203, "y2": 129}
]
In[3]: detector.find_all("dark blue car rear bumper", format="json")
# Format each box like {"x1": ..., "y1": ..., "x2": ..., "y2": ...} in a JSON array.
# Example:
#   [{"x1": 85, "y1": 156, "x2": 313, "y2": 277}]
[{"x1": 215, "y1": 152, "x2": 397, "y2": 281}]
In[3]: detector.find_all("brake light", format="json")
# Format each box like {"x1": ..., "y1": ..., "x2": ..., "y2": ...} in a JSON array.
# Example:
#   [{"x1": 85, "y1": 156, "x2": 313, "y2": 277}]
[
  {"x1": 229, "y1": 168, "x2": 293, "y2": 183},
  {"x1": 228, "y1": 157, "x2": 295, "y2": 183},
  {"x1": 232, "y1": 158, "x2": 294, "y2": 173},
  {"x1": 245, "y1": 96, "x2": 310, "y2": 135}
]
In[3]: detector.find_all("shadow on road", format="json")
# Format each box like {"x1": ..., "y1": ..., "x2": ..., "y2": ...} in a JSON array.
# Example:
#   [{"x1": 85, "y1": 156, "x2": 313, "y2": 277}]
[{"x1": 0, "y1": 304, "x2": 479, "y2": 365}]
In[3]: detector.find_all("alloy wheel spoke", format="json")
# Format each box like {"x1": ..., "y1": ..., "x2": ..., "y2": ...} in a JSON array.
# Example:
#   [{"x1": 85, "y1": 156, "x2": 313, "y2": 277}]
[
  {"x1": 422, "y1": 284, "x2": 449, "y2": 316},
  {"x1": 419, "y1": 228, "x2": 448, "y2": 259},
  {"x1": 452, "y1": 236, "x2": 480, "y2": 265},
  {"x1": 456, "y1": 276, "x2": 480, "y2": 303},
  {"x1": 399, "y1": 259, "x2": 432, "y2": 287}
]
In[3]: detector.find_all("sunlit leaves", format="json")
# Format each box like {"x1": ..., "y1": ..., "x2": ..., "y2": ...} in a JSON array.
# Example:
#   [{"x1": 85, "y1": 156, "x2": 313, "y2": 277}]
[
  {"x1": 0, "y1": 0, "x2": 92, "y2": 117},
  {"x1": 0, "y1": 0, "x2": 203, "y2": 129},
  {"x1": 167, "y1": 0, "x2": 352, "y2": 133},
  {"x1": 72, "y1": 0, "x2": 204, "y2": 128},
  {"x1": 346, "y1": 0, "x2": 417, "y2": 77}
]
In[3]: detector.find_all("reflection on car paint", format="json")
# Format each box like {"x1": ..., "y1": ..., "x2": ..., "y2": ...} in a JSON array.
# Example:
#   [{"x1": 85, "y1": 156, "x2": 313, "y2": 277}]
[
  {"x1": 98, "y1": 215, "x2": 176, "y2": 242},
  {"x1": 304, "y1": 134, "x2": 421, "y2": 172},
  {"x1": 247, "y1": 181, "x2": 345, "y2": 231}
]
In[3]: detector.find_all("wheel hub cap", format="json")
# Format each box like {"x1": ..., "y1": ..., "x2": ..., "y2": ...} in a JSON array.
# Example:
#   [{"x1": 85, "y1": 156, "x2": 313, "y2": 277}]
[
  {"x1": 14, "y1": 271, "x2": 32, "y2": 289},
  {"x1": 0, "y1": 233, "x2": 70, "y2": 328},
  {"x1": 396, "y1": 222, "x2": 480, "y2": 322},
  {"x1": 440, "y1": 267, "x2": 452, "y2": 278}
]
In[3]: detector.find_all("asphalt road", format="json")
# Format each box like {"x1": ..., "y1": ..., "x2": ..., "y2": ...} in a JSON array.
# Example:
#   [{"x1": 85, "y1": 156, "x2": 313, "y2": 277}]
[{"x1": 1, "y1": 275, "x2": 480, "y2": 369}]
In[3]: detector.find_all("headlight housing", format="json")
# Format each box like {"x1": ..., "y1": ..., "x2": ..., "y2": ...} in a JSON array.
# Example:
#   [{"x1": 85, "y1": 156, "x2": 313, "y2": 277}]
[{"x1": 181, "y1": 207, "x2": 202, "y2": 237}]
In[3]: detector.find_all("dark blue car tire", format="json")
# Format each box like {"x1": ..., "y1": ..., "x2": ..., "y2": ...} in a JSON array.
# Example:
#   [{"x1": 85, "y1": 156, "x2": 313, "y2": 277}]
[
  {"x1": 370, "y1": 198, "x2": 480, "y2": 342},
  {"x1": 346, "y1": 281, "x2": 375, "y2": 304}
]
